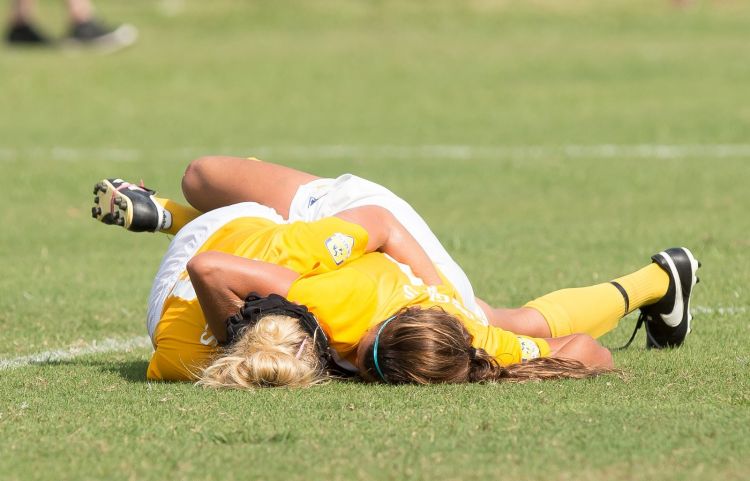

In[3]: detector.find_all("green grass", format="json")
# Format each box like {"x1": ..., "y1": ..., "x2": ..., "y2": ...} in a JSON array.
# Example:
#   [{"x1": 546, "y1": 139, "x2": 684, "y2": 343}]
[{"x1": 1, "y1": 1, "x2": 749, "y2": 480}]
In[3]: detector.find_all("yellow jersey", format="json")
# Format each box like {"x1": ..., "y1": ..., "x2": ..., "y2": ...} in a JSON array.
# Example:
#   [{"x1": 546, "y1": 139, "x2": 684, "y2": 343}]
[{"x1": 147, "y1": 215, "x2": 549, "y2": 380}]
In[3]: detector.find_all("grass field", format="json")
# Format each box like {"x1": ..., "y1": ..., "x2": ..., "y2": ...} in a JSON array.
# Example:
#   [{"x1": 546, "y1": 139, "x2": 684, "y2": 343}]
[{"x1": 1, "y1": 1, "x2": 749, "y2": 480}]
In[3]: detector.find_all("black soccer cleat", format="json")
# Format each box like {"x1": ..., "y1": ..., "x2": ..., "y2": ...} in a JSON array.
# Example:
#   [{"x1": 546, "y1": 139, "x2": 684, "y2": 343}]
[
  {"x1": 92, "y1": 179, "x2": 170, "y2": 232},
  {"x1": 5, "y1": 22, "x2": 52, "y2": 46},
  {"x1": 618, "y1": 247, "x2": 701, "y2": 350},
  {"x1": 639, "y1": 247, "x2": 701, "y2": 349}
]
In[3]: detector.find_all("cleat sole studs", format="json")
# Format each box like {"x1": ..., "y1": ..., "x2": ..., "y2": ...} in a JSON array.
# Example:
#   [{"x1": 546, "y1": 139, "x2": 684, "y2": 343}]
[
  {"x1": 94, "y1": 196, "x2": 99, "y2": 204},
  {"x1": 116, "y1": 218, "x2": 125, "y2": 226}
]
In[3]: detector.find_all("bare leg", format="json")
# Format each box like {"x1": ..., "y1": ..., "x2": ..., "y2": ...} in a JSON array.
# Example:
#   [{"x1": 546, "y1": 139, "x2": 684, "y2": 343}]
[
  {"x1": 181, "y1": 156, "x2": 320, "y2": 217},
  {"x1": 9, "y1": 0, "x2": 34, "y2": 24},
  {"x1": 476, "y1": 298, "x2": 552, "y2": 338},
  {"x1": 66, "y1": 0, "x2": 93, "y2": 23}
]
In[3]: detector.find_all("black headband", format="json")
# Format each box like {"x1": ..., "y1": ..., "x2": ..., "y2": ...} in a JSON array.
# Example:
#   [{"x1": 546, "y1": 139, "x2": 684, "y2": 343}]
[{"x1": 223, "y1": 292, "x2": 332, "y2": 366}]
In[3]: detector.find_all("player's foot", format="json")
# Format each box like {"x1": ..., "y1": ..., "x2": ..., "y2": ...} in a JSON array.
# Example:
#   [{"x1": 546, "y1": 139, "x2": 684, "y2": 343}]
[
  {"x1": 636, "y1": 247, "x2": 701, "y2": 349},
  {"x1": 5, "y1": 22, "x2": 52, "y2": 46},
  {"x1": 64, "y1": 19, "x2": 137, "y2": 52},
  {"x1": 92, "y1": 179, "x2": 170, "y2": 232}
]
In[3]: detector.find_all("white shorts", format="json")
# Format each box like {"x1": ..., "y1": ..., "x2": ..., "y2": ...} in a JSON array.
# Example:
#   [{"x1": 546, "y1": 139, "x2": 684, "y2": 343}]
[
  {"x1": 145, "y1": 202, "x2": 285, "y2": 340},
  {"x1": 289, "y1": 174, "x2": 487, "y2": 324}
]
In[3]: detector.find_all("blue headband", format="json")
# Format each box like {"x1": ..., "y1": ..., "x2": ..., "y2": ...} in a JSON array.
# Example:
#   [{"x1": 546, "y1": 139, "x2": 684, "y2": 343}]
[{"x1": 372, "y1": 315, "x2": 396, "y2": 381}]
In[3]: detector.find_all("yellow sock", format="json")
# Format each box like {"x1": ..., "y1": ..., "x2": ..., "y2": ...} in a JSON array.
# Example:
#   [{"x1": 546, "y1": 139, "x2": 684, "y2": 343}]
[
  {"x1": 154, "y1": 197, "x2": 202, "y2": 235},
  {"x1": 524, "y1": 263, "x2": 669, "y2": 339}
]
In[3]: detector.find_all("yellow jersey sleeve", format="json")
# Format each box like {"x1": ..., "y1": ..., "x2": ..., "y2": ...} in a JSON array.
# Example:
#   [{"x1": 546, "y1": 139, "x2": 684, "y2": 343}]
[
  {"x1": 196, "y1": 216, "x2": 369, "y2": 277},
  {"x1": 271, "y1": 217, "x2": 370, "y2": 276},
  {"x1": 462, "y1": 318, "x2": 550, "y2": 366}
]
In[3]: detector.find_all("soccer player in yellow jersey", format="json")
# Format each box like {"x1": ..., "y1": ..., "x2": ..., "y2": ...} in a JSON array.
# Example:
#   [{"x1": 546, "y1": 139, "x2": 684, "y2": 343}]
[
  {"x1": 141, "y1": 201, "x2": 582, "y2": 383},
  {"x1": 143, "y1": 201, "x2": 468, "y2": 381},
  {"x1": 92, "y1": 156, "x2": 700, "y2": 387}
]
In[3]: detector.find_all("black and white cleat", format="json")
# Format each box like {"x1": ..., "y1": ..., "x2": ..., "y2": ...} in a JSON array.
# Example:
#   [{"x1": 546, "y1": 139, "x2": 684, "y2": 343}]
[
  {"x1": 618, "y1": 247, "x2": 701, "y2": 350},
  {"x1": 91, "y1": 179, "x2": 170, "y2": 232},
  {"x1": 641, "y1": 247, "x2": 701, "y2": 348}
]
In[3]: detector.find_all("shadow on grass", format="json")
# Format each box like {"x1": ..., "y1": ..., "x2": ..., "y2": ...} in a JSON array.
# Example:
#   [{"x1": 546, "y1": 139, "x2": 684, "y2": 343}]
[
  {"x1": 43, "y1": 358, "x2": 151, "y2": 382},
  {"x1": 43, "y1": 358, "x2": 365, "y2": 385},
  {"x1": 99, "y1": 359, "x2": 150, "y2": 382}
]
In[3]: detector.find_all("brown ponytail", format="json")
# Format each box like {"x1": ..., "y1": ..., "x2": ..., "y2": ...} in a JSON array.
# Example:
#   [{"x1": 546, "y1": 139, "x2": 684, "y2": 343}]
[
  {"x1": 361, "y1": 306, "x2": 611, "y2": 384},
  {"x1": 468, "y1": 349, "x2": 610, "y2": 382}
]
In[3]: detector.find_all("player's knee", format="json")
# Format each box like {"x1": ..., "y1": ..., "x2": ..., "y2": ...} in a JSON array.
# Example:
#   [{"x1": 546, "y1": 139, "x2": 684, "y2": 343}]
[
  {"x1": 183, "y1": 156, "x2": 213, "y2": 184},
  {"x1": 182, "y1": 156, "x2": 215, "y2": 199},
  {"x1": 597, "y1": 347, "x2": 614, "y2": 369},
  {"x1": 576, "y1": 334, "x2": 613, "y2": 369},
  {"x1": 571, "y1": 334, "x2": 614, "y2": 368}
]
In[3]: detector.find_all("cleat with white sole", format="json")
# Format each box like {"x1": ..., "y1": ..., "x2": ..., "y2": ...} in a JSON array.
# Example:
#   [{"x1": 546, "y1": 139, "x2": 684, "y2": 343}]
[{"x1": 91, "y1": 178, "x2": 171, "y2": 232}]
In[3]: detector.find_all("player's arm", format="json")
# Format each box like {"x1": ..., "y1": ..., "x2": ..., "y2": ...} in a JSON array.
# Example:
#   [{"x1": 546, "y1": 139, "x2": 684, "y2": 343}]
[
  {"x1": 186, "y1": 251, "x2": 300, "y2": 345},
  {"x1": 334, "y1": 205, "x2": 443, "y2": 285}
]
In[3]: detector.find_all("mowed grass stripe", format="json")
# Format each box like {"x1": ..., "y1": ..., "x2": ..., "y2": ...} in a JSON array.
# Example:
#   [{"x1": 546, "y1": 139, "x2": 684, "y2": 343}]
[{"x1": 3, "y1": 144, "x2": 750, "y2": 163}]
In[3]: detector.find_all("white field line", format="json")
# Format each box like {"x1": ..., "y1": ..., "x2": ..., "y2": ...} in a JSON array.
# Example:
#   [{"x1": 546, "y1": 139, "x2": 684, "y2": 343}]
[
  {"x1": 2, "y1": 144, "x2": 750, "y2": 162},
  {"x1": 0, "y1": 336, "x2": 152, "y2": 371},
  {"x1": 0, "y1": 304, "x2": 745, "y2": 371},
  {"x1": 692, "y1": 306, "x2": 747, "y2": 316}
]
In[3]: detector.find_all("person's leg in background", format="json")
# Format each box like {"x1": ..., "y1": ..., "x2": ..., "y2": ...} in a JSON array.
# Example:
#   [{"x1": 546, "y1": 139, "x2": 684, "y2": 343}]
[
  {"x1": 5, "y1": 0, "x2": 137, "y2": 49},
  {"x1": 5, "y1": 0, "x2": 51, "y2": 44}
]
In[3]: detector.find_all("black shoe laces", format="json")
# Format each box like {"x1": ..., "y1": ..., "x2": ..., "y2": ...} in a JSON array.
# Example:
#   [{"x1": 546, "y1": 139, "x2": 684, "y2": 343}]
[
  {"x1": 615, "y1": 312, "x2": 666, "y2": 350},
  {"x1": 615, "y1": 313, "x2": 645, "y2": 350}
]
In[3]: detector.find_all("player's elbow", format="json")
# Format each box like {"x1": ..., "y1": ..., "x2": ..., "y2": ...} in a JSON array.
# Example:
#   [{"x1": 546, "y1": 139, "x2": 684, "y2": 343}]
[
  {"x1": 378, "y1": 209, "x2": 401, "y2": 246},
  {"x1": 186, "y1": 251, "x2": 223, "y2": 282}
]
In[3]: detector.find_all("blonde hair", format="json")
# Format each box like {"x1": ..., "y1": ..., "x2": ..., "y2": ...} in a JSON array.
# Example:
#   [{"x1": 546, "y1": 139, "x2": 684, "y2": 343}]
[
  {"x1": 362, "y1": 307, "x2": 612, "y2": 384},
  {"x1": 197, "y1": 314, "x2": 327, "y2": 389}
]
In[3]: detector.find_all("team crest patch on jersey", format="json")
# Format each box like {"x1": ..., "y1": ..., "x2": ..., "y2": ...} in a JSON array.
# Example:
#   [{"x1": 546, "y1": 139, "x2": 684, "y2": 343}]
[
  {"x1": 518, "y1": 337, "x2": 541, "y2": 362},
  {"x1": 325, "y1": 232, "x2": 354, "y2": 265}
]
